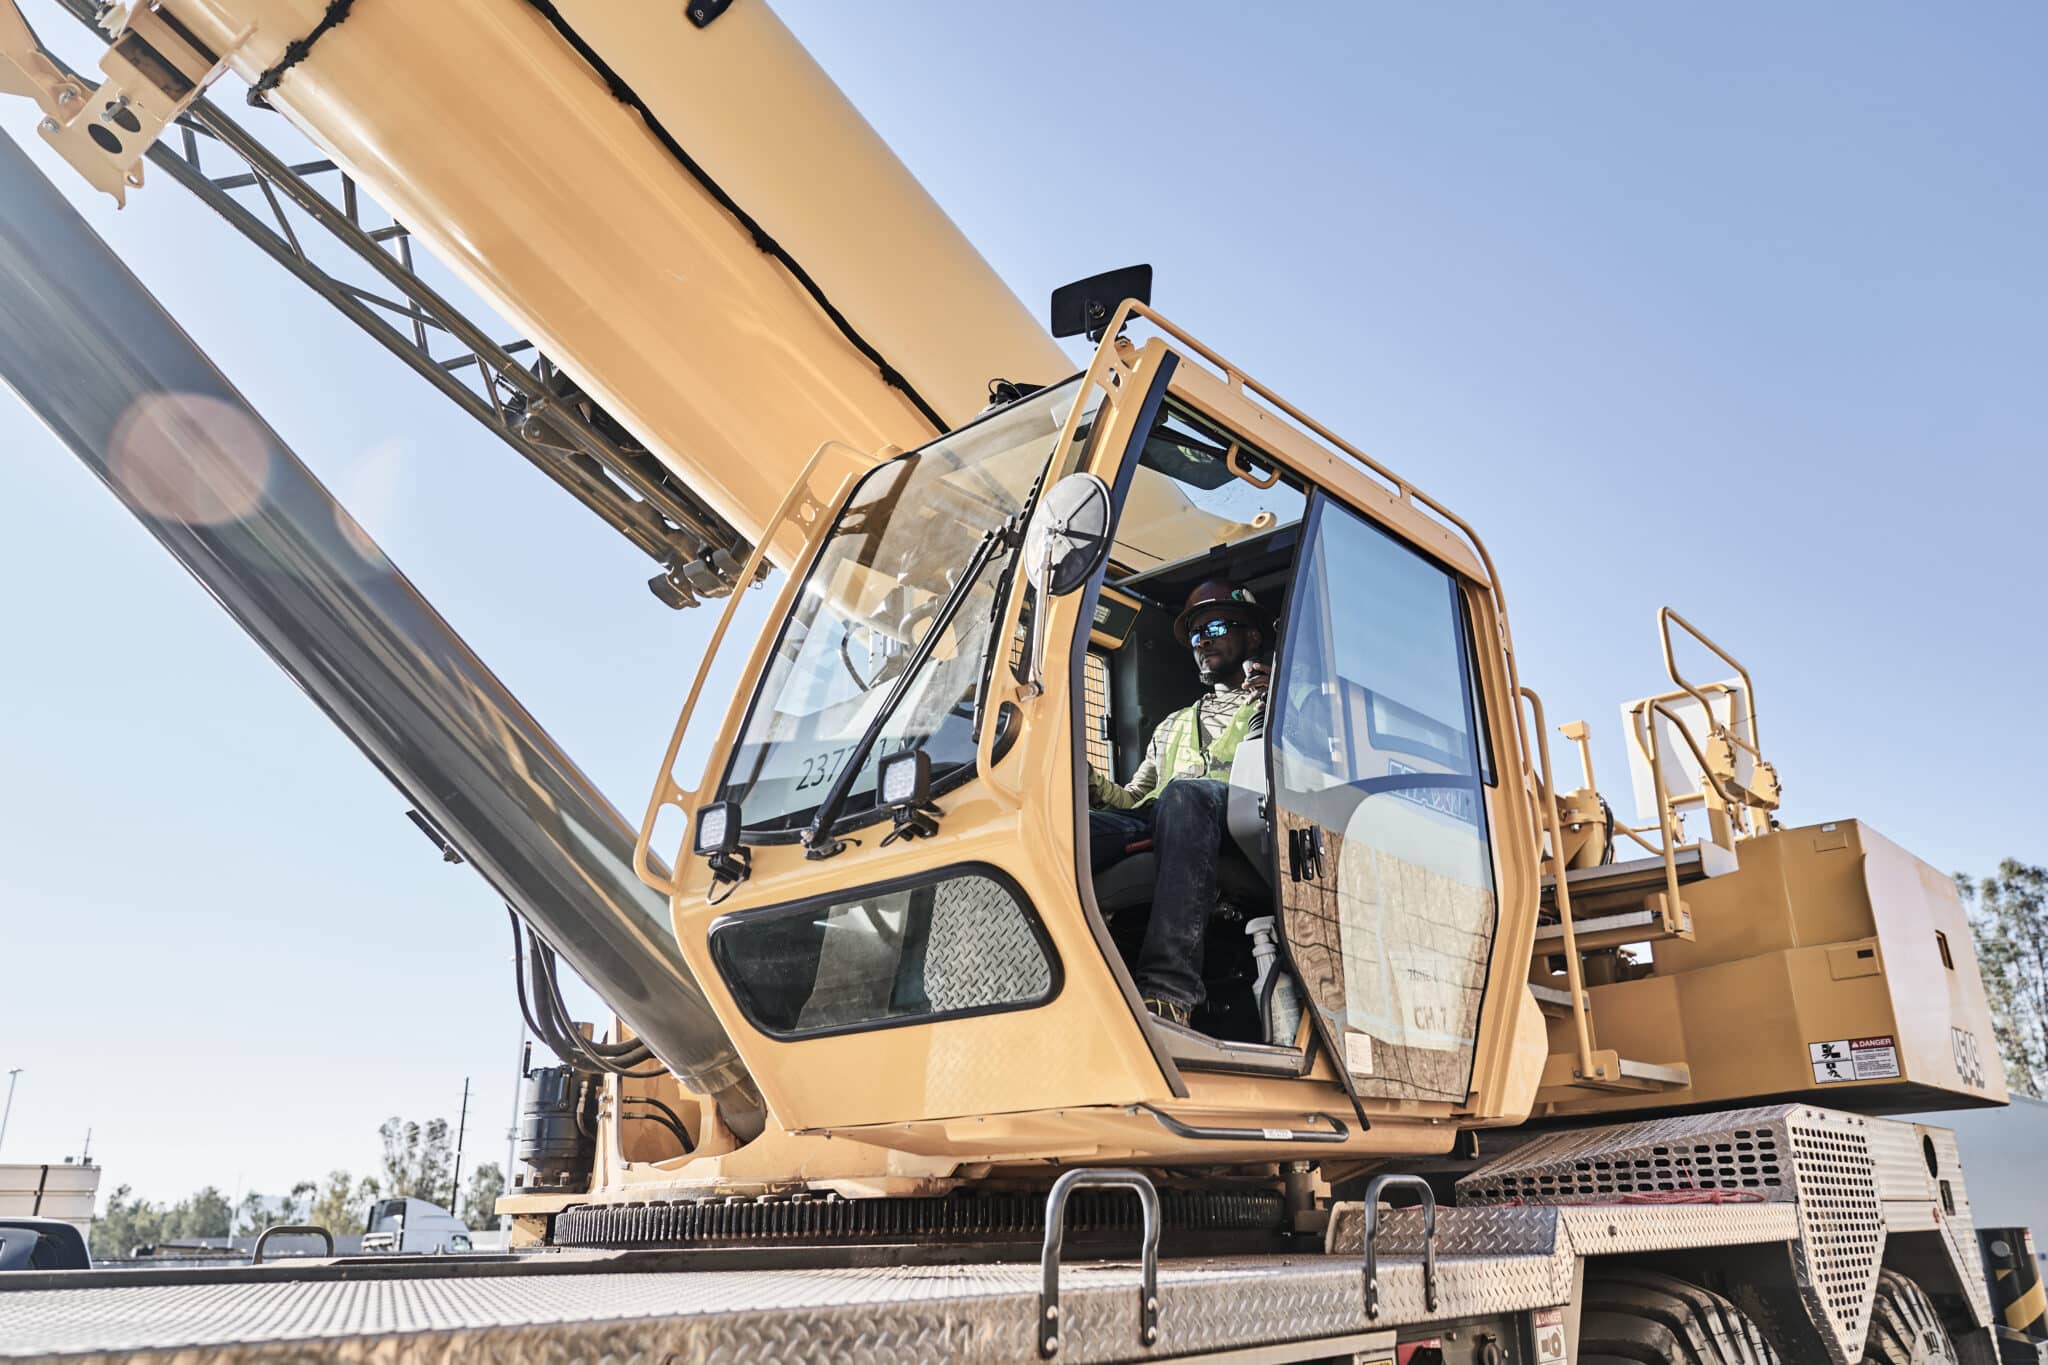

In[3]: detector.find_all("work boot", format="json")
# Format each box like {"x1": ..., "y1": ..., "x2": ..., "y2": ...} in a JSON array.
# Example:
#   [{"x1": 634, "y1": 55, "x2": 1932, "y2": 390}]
[{"x1": 1143, "y1": 996, "x2": 1193, "y2": 1027}]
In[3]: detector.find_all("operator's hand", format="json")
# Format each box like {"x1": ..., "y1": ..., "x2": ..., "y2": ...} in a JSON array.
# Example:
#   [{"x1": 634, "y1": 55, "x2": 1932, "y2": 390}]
[{"x1": 1242, "y1": 660, "x2": 1271, "y2": 695}]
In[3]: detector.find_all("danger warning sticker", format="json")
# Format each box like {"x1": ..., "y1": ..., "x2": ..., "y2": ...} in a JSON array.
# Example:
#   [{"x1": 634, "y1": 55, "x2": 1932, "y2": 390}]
[
  {"x1": 1809, "y1": 1035, "x2": 1901, "y2": 1084},
  {"x1": 1533, "y1": 1307, "x2": 1568, "y2": 1363}
]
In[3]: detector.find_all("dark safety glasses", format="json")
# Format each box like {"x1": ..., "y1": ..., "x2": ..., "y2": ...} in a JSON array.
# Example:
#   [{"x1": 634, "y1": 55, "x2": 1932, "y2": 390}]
[{"x1": 1187, "y1": 618, "x2": 1239, "y2": 647}]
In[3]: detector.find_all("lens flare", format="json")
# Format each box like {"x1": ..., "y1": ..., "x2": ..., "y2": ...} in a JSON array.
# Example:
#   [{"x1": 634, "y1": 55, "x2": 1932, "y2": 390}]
[{"x1": 107, "y1": 391, "x2": 271, "y2": 527}]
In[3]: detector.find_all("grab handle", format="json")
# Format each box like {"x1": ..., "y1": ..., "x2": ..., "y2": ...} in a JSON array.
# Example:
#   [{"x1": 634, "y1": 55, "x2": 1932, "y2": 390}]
[
  {"x1": 1038, "y1": 1168, "x2": 1162, "y2": 1356},
  {"x1": 1360, "y1": 1173, "x2": 1437, "y2": 1319}
]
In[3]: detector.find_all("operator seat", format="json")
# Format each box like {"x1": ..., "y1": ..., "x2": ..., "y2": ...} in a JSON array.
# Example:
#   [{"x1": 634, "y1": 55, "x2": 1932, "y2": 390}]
[{"x1": 1092, "y1": 839, "x2": 1271, "y2": 917}]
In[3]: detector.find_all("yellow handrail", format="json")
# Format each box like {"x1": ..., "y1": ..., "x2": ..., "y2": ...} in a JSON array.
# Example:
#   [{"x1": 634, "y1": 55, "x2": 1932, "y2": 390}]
[
  {"x1": 1635, "y1": 690, "x2": 1752, "y2": 815},
  {"x1": 1642, "y1": 698, "x2": 1705, "y2": 928},
  {"x1": 1521, "y1": 687, "x2": 1596, "y2": 1080},
  {"x1": 1660, "y1": 607, "x2": 1762, "y2": 754}
]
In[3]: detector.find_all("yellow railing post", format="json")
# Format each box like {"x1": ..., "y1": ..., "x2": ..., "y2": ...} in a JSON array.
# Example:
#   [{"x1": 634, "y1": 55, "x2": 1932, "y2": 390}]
[
  {"x1": 1641, "y1": 700, "x2": 1693, "y2": 936},
  {"x1": 1520, "y1": 686, "x2": 1597, "y2": 1082}
]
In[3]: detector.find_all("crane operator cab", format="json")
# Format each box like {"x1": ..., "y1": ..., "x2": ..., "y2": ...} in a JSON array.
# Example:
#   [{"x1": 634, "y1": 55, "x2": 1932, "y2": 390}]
[
  {"x1": 1071, "y1": 368, "x2": 1501, "y2": 1088},
  {"x1": 644, "y1": 291, "x2": 1538, "y2": 1152}
]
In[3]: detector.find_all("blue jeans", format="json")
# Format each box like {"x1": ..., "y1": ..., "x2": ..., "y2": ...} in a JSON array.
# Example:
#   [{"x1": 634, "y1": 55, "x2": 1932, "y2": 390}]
[{"x1": 1088, "y1": 779, "x2": 1230, "y2": 1011}]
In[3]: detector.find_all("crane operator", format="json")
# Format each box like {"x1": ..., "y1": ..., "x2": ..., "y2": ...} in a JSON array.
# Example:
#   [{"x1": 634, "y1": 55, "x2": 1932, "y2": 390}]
[{"x1": 1088, "y1": 579, "x2": 1270, "y2": 1027}]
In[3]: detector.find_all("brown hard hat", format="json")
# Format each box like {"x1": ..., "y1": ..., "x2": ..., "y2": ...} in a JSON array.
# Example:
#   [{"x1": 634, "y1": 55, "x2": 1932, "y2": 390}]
[{"x1": 1173, "y1": 578, "x2": 1269, "y2": 639}]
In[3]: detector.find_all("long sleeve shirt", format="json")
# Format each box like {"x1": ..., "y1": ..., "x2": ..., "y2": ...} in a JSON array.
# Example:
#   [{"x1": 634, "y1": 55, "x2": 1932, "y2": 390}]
[{"x1": 1089, "y1": 682, "x2": 1264, "y2": 810}]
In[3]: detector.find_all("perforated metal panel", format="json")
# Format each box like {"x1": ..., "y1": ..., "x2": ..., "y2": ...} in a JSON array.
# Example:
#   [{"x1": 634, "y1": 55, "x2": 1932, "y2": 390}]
[
  {"x1": 1459, "y1": 1104, "x2": 1895, "y2": 1365},
  {"x1": 1786, "y1": 1111, "x2": 1884, "y2": 1355},
  {"x1": 1459, "y1": 1106, "x2": 1797, "y2": 1205}
]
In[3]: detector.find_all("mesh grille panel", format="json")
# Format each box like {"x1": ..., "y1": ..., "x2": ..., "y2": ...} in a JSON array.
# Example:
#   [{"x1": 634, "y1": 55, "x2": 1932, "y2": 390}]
[
  {"x1": 1083, "y1": 651, "x2": 1112, "y2": 775},
  {"x1": 1457, "y1": 1106, "x2": 1891, "y2": 1364},
  {"x1": 1008, "y1": 628, "x2": 1111, "y2": 778},
  {"x1": 1468, "y1": 1128, "x2": 1784, "y2": 1202},
  {"x1": 1458, "y1": 1110, "x2": 1795, "y2": 1206},
  {"x1": 1789, "y1": 1116, "x2": 1883, "y2": 1345}
]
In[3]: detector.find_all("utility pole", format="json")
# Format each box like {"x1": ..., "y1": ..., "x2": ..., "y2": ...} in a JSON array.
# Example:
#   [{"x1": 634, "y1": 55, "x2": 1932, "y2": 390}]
[
  {"x1": 79, "y1": 1128, "x2": 92, "y2": 1165},
  {"x1": 506, "y1": 986, "x2": 530, "y2": 1225},
  {"x1": 448, "y1": 1077, "x2": 471, "y2": 1214},
  {"x1": 0, "y1": 1069, "x2": 20, "y2": 1155}
]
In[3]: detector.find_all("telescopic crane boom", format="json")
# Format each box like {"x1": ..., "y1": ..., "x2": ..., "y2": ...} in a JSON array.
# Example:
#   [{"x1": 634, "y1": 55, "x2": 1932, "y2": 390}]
[{"x1": 3, "y1": 0, "x2": 1069, "y2": 548}]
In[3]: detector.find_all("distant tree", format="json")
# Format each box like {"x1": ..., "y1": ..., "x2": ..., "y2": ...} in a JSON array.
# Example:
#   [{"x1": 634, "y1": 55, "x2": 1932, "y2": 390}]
[
  {"x1": 91, "y1": 1119, "x2": 466, "y2": 1261},
  {"x1": 92, "y1": 1186, "x2": 242, "y2": 1257},
  {"x1": 1961, "y1": 861, "x2": 2048, "y2": 1096},
  {"x1": 460, "y1": 1163, "x2": 505, "y2": 1230},
  {"x1": 306, "y1": 1169, "x2": 380, "y2": 1236},
  {"x1": 90, "y1": 1185, "x2": 165, "y2": 1258},
  {"x1": 378, "y1": 1117, "x2": 453, "y2": 1201},
  {"x1": 164, "y1": 1186, "x2": 233, "y2": 1241}
]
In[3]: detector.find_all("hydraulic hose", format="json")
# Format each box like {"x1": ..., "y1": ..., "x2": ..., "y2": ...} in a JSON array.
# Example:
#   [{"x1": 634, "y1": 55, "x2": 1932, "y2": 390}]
[
  {"x1": 622, "y1": 1096, "x2": 695, "y2": 1154},
  {"x1": 508, "y1": 910, "x2": 662, "y2": 1077}
]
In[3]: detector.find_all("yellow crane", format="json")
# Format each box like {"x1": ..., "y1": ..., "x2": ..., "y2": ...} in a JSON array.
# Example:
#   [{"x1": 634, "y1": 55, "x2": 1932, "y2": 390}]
[{"x1": 0, "y1": 2, "x2": 2036, "y2": 1361}]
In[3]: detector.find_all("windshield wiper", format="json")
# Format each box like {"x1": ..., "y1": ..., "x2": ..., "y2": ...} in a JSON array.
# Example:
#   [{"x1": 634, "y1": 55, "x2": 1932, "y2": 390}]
[{"x1": 800, "y1": 513, "x2": 1023, "y2": 859}]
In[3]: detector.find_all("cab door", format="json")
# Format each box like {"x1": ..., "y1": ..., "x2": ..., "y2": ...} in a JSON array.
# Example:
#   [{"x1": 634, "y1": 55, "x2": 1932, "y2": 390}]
[{"x1": 1267, "y1": 493, "x2": 1501, "y2": 1103}]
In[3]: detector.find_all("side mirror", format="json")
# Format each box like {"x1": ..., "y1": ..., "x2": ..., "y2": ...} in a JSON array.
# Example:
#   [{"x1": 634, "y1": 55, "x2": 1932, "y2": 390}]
[
  {"x1": 1023, "y1": 472, "x2": 1113, "y2": 597},
  {"x1": 1020, "y1": 472, "x2": 1114, "y2": 697},
  {"x1": 1050, "y1": 264, "x2": 1153, "y2": 341}
]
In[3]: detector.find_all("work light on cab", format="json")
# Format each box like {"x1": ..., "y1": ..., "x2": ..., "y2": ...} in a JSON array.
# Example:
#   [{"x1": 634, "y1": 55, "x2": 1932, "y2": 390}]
[
  {"x1": 878, "y1": 749, "x2": 939, "y2": 844},
  {"x1": 693, "y1": 800, "x2": 748, "y2": 886}
]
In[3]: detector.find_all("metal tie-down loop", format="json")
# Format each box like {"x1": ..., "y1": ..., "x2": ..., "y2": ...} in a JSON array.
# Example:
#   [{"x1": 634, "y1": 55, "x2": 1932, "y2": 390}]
[
  {"x1": 1361, "y1": 1173, "x2": 1437, "y2": 1320},
  {"x1": 250, "y1": 1224, "x2": 335, "y2": 1264},
  {"x1": 1038, "y1": 1168, "x2": 1162, "y2": 1357}
]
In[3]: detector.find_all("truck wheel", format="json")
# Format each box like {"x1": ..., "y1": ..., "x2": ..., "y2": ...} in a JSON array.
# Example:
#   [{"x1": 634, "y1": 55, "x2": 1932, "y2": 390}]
[
  {"x1": 1863, "y1": 1269, "x2": 1957, "y2": 1365},
  {"x1": 1580, "y1": 1267, "x2": 1779, "y2": 1364}
]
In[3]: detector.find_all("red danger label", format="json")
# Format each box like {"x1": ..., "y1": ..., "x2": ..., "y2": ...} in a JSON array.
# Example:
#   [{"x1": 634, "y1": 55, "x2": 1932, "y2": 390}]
[{"x1": 1809, "y1": 1035, "x2": 1900, "y2": 1083}]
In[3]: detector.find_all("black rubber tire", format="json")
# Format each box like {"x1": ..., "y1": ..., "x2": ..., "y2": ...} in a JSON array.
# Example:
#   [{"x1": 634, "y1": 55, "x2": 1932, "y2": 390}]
[
  {"x1": 1863, "y1": 1269, "x2": 1960, "y2": 1365},
  {"x1": 1579, "y1": 1267, "x2": 1780, "y2": 1364}
]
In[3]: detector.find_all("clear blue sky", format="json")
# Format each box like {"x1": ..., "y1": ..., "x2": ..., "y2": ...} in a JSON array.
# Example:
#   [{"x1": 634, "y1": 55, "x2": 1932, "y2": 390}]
[{"x1": 1, "y1": 2, "x2": 2042, "y2": 1206}]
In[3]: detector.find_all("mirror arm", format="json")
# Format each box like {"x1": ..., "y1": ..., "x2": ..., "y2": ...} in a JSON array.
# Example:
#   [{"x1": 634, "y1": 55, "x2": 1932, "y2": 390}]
[{"x1": 1019, "y1": 537, "x2": 1057, "y2": 700}]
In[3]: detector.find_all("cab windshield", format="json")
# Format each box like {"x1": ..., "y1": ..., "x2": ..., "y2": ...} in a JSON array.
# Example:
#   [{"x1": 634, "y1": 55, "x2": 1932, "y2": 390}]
[{"x1": 720, "y1": 379, "x2": 1099, "y2": 835}]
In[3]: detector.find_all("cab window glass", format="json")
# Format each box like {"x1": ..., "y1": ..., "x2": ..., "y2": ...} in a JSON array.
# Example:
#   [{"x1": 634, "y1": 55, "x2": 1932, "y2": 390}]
[
  {"x1": 1112, "y1": 403, "x2": 1304, "y2": 571},
  {"x1": 711, "y1": 870, "x2": 1056, "y2": 1037},
  {"x1": 1271, "y1": 496, "x2": 1497, "y2": 1103}
]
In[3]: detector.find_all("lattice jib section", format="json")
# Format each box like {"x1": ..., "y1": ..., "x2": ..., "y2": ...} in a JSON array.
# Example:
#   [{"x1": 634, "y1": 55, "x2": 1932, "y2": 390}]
[{"x1": 1787, "y1": 1114, "x2": 1884, "y2": 1355}]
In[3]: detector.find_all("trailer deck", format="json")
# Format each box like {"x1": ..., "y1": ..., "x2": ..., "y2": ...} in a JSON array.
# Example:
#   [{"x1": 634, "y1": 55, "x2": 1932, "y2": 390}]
[
  {"x1": 0, "y1": 1246, "x2": 1505, "y2": 1363},
  {"x1": 0, "y1": 1197, "x2": 1818, "y2": 1363}
]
